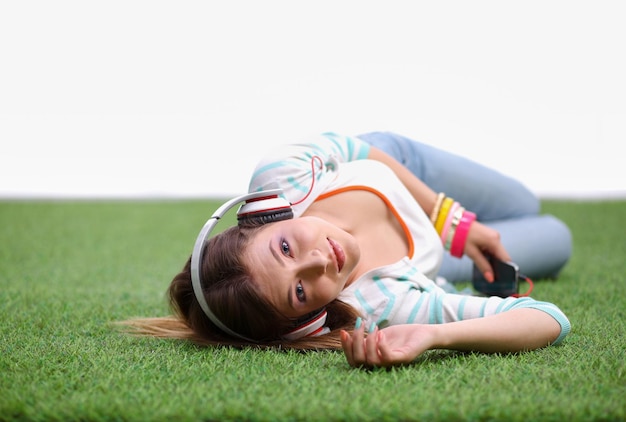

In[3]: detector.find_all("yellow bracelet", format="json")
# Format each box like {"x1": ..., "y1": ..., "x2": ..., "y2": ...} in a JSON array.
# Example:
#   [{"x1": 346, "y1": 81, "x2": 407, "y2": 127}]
[
  {"x1": 435, "y1": 197, "x2": 454, "y2": 235},
  {"x1": 430, "y1": 193, "x2": 445, "y2": 225}
]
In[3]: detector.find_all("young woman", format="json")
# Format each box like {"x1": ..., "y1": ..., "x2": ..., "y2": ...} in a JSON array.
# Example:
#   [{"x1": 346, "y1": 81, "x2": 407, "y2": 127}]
[{"x1": 126, "y1": 131, "x2": 572, "y2": 368}]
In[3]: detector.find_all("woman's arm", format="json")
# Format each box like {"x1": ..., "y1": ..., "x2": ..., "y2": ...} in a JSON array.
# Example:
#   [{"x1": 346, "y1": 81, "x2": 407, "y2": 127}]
[
  {"x1": 340, "y1": 308, "x2": 562, "y2": 368},
  {"x1": 368, "y1": 146, "x2": 440, "y2": 215},
  {"x1": 368, "y1": 146, "x2": 509, "y2": 280}
]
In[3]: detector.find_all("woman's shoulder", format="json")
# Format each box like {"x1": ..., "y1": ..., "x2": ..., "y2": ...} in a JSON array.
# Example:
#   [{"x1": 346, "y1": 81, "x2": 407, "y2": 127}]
[
  {"x1": 338, "y1": 258, "x2": 441, "y2": 325},
  {"x1": 247, "y1": 133, "x2": 371, "y2": 208},
  {"x1": 252, "y1": 132, "x2": 370, "y2": 169}
]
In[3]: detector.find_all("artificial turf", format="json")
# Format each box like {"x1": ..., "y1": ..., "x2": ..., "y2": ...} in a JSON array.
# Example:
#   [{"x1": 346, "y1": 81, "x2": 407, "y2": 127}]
[{"x1": 1, "y1": 198, "x2": 624, "y2": 421}]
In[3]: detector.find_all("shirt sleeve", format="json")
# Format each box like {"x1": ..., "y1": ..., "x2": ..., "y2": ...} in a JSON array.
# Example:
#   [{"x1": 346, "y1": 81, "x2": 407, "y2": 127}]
[
  {"x1": 342, "y1": 273, "x2": 571, "y2": 345},
  {"x1": 247, "y1": 132, "x2": 371, "y2": 215}
]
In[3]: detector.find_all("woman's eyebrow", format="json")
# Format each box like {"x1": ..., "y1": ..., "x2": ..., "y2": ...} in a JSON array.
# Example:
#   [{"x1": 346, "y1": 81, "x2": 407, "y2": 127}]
[
  {"x1": 269, "y1": 240, "x2": 285, "y2": 267},
  {"x1": 267, "y1": 239, "x2": 294, "y2": 310}
]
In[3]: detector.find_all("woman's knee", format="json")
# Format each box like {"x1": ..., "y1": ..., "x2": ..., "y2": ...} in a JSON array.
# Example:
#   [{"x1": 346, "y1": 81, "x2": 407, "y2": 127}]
[
  {"x1": 357, "y1": 131, "x2": 415, "y2": 165},
  {"x1": 498, "y1": 214, "x2": 573, "y2": 279}
]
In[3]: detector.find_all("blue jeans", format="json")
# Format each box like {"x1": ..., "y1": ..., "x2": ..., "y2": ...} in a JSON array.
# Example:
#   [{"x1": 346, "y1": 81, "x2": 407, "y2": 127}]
[{"x1": 357, "y1": 131, "x2": 572, "y2": 282}]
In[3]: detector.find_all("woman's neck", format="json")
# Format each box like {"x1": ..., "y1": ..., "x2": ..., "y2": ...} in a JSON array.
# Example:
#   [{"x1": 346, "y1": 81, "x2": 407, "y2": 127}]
[{"x1": 303, "y1": 188, "x2": 410, "y2": 285}]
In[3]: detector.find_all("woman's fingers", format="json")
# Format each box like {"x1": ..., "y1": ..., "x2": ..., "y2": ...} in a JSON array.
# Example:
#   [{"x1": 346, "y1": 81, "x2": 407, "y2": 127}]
[
  {"x1": 344, "y1": 324, "x2": 432, "y2": 368},
  {"x1": 351, "y1": 321, "x2": 367, "y2": 364},
  {"x1": 341, "y1": 321, "x2": 385, "y2": 368},
  {"x1": 375, "y1": 331, "x2": 394, "y2": 363},
  {"x1": 364, "y1": 325, "x2": 382, "y2": 367},
  {"x1": 340, "y1": 318, "x2": 368, "y2": 367},
  {"x1": 466, "y1": 245, "x2": 492, "y2": 281},
  {"x1": 340, "y1": 330, "x2": 355, "y2": 367},
  {"x1": 466, "y1": 222, "x2": 512, "y2": 283}
]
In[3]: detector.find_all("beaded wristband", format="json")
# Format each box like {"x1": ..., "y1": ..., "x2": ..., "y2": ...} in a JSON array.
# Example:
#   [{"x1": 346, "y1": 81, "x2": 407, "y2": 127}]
[
  {"x1": 450, "y1": 210, "x2": 476, "y2": 258},
  {"x1": 430, "y1": 193, "x2": 445, "y2": 224},
  {"x1": 445, "y1": 205, "x2": 465, "y2": 251},
  {"x1": 435, "y1": 197, "x2": 454, "y2": 234},
  {"x1": 440, "y1": 201, "x2": 460, "y2": 245}
]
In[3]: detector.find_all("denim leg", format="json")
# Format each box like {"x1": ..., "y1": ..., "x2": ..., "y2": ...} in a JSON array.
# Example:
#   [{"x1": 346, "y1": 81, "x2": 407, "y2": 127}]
[
  {"x1": 357, "y1": 131, "x2": 573, "y2": 282},
  {"x1": 357, "y1": 131, "x2": 540, "y2": 221}
]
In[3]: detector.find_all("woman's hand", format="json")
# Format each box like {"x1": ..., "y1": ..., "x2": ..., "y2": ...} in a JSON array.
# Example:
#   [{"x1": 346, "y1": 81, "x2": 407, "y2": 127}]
[
  {"x1": 463, "y1": 221, "x2": 510, "y2": 282},
  {"x1": 341, "y1": 309, "x2": 563, "y2": 369},
  {"x1": 340, "y1": 323, "x2": 436, "y2": 369}
]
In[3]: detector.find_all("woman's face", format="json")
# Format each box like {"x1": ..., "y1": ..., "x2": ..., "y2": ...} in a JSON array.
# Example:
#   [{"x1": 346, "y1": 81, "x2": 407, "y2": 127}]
[{"x1": 243, "y1": 216, "x2": 360, "y2": 319}]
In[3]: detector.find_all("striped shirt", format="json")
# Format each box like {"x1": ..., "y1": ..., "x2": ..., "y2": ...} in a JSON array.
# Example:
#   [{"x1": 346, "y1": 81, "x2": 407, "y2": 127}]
[{"x1": 249, "y1": 132, "x2": 571, "y2": 344}]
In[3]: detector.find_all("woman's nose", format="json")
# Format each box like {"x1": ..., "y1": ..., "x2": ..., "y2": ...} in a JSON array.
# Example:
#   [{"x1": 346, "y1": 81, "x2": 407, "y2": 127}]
[{"x1": 298, "y1": 250, "x2": 327, "y2": 278}]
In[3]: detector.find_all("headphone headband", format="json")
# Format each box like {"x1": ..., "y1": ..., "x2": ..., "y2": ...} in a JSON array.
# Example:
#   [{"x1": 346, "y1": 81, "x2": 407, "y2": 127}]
[
  {"x1": 190, "y1": 189, "x2": 286, "y2": 342},
  {"x1": 190, "y1": 189, "x2": 329, "y2": 343},
  {"x1": 237, "y1": 196, "x2": 293, "y2": 221}
]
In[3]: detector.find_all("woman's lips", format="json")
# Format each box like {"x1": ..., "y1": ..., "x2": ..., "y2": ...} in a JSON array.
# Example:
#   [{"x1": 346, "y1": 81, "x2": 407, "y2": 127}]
[{"x1": 328, "y1": 238, "x2": 345, "y2": 272}]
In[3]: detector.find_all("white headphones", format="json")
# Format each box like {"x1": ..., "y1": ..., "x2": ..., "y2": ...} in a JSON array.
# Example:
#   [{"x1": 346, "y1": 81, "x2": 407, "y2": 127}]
[{"x1": 190, "y1": 188, "x2": 329, "y2": 342}]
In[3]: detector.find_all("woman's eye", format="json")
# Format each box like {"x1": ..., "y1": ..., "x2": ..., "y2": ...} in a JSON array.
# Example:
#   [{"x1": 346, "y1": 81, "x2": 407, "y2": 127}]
[
  {"x1": 280, "y1": 239, "x2": 291, "y2": 256},
  {"x1": 295, "y1": 282, "x2": 306, "y2": 302}
]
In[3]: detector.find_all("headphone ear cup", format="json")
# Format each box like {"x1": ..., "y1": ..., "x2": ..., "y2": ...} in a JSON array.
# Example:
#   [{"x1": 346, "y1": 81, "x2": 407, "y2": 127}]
[
  {"x1": 237, "y1": 194, "x2": 293, "y2": 227},
  {"x1": 282, "y1": 308, "x2": 329, "y2": 340}
]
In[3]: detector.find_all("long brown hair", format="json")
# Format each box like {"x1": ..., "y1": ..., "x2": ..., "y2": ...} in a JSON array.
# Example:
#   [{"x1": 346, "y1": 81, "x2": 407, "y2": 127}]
[{"x1": 120, "y1": 225, "x2": 360, "y2": 350}]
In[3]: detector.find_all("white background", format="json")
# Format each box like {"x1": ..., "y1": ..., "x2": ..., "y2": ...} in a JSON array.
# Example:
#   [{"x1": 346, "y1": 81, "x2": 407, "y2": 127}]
[{"x1": 1, "y1": 1, "x2": 625, "y2": 199}]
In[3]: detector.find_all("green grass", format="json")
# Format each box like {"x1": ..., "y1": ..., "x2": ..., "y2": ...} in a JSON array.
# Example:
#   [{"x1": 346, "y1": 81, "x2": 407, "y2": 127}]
[{"x1": 1, "y1": 198, "x2": 624, "y2": 421}]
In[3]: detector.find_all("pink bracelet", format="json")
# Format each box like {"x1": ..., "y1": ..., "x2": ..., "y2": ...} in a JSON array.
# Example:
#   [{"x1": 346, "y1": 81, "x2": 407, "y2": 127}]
[
  {"x1": 450, "y1": 210, "x2": 476, "y2": 258},
  {"x1": 440, "y1": 201, "x2": 460, "y2": 245}
]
